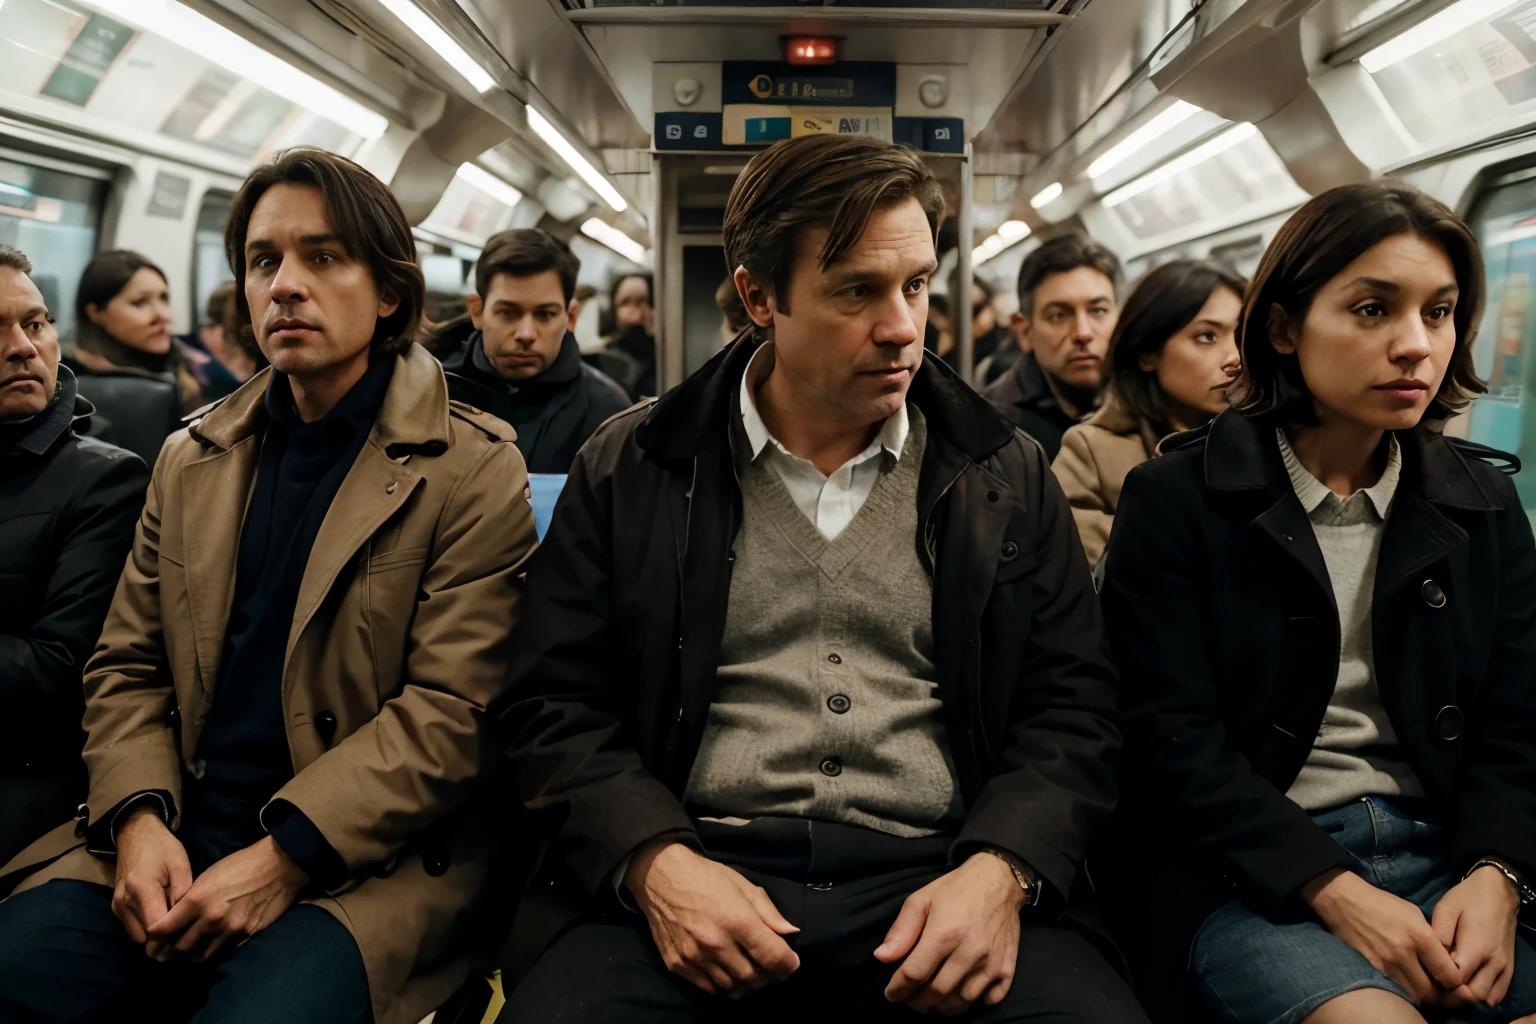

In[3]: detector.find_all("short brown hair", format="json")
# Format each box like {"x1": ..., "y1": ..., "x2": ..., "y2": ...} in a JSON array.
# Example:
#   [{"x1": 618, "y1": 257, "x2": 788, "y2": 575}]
[
  {"x1": 1230, "y1": 180, "x2": 1486, "y2": 424},
  {"x1": 723, "y1": 135, "x2": 944, "y2": 313},
  {"x1": 1108, "y1": 259, "x2": 1246, "y2": 436},
  {"x1": 476, "y1": 228, "x2": 580, "y2": 303},
  {"x1": 225, "y1": 147, "x2": 424, "y2": 355},
  {"x1": 1016, "y1": 234, "x2": 1121, "y2": 321},
  {"x1": 0, "y1": 244, "x2": 32, "y2": 275},
  {"x1": 204, "y1": 279, "x2": 235, "y2": 326}
]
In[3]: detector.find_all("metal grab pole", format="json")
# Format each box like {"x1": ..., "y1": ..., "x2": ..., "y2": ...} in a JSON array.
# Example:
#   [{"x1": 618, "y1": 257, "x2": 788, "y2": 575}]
[{"x1": 956, "y1": 146, "x2": 974, "y2": 387}]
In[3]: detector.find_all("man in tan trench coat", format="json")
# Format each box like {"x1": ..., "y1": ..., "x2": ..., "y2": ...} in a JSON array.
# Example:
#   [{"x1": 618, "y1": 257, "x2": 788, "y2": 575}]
[{"x1": 0, "y1": 148, "x2": 536, "y2": 1024}]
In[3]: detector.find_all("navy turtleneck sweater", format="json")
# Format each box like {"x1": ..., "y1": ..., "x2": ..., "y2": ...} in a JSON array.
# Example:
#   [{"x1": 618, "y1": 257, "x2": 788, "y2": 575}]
[{"x1": 182, "y1": 357, "x2": 394, "y2": 881}]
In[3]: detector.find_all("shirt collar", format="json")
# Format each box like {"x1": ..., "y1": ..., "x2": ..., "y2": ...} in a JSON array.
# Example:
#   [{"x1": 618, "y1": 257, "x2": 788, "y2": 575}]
[
  {"x1": 738, "y1": 340, "x2": 909, "y2": 467},
  {"x1": 1277, "y1": 428, "x2": 1402, "y2": 520}
]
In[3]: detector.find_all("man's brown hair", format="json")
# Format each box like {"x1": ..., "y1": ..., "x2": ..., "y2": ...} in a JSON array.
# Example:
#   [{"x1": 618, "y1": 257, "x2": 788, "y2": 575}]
[
  {"x1": 225, "y1": 147, "x2": 424, "y2": 355},
  {"x1": 476, "y1": 228, "x2": 581, "y2": 303},
  {"x1": 1230, "y1": 179, "x2": 1486, "y2": 424},
  {"x1": 722, "y1": 134, "x2": 945, "y2": 314},
  {"x1": 0, "y1": 244, "x2": 32, "y2": 275}
]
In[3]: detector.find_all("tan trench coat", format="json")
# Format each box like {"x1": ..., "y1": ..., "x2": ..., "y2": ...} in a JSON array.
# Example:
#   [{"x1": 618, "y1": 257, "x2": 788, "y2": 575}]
[
  {"x1": 0, "y1": 344, "x2": 537, "y2": 1024},
  {"x1": 1050, "y1": 393, "x2": 1164, "y2": 568}
]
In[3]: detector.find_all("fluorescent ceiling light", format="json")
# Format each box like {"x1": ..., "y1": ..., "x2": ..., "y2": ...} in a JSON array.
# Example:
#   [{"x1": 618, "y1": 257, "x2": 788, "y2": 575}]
[
  {"x1": 1030, "y1": 182, "x2": 1063, "y2": 209},
  {"x1": 375, "y1": 0, "x2": 496, "y2": 93},
  {"x1": 87, "y1": 0, "x2": 388, "y2": 139},
  {"x1": 1359, "y1": 0, "x2": 1518, "y2": 72},
  {"x1": 1103, "y1": 122, "x2": 1257, "y2": 207},
  {"x1": 581, "y1": 218, "x2": 649, "y2": 266},
  {"x1": 456, "y1": 163, "x2": 522, "y2": 208},
  {"x1": 973, "y1": 220, "x2": 1031, "y2": 267},
  {"x1": 1088, "y1": 100, "x2": 1202, "y2": 180},
  {"x1": 529, "y1": 107, "x2": 628, "y2": 213}
]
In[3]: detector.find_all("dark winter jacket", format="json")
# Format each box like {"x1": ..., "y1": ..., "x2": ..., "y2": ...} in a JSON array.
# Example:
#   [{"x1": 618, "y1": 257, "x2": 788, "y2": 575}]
[
  {"x1": 1096, "y1": 408, "x2": 1536, "y2": 1022},
  {"x1": 440, "y1": 330, "x2": 631, "y2": 475},
  {"x1": 0, "y1": 367, "x2": 148, "y2": 864},
  {"x1": 496, "y1": 335, "x2": 1123, "y2": 967}
]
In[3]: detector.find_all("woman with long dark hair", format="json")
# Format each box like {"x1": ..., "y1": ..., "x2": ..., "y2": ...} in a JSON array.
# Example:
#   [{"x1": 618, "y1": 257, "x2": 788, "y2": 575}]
[
  {"x1": 1052, "y1": 259, "x2": 1244, "y2": 565},
  {"x1": 67, "y1": 250, "x2": 193, "y2": 466},
  {"x1": 1099, "y1": 181, "x2": 1536, "y2": 1024}
]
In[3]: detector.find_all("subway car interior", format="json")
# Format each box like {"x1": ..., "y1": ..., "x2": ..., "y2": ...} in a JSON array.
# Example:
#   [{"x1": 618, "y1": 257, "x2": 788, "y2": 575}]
[
  {"x1": 4, "y1": 0, "x2": 1536, "y2": 516},
  {"x1": 4, "y1": 0, "x2": 1536, "y2": 1020}
]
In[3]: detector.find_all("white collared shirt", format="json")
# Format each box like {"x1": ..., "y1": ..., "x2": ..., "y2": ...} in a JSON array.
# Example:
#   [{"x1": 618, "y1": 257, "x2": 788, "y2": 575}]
[{"x1": 739, "y1": 342, "x2": 909, "y2": 540}]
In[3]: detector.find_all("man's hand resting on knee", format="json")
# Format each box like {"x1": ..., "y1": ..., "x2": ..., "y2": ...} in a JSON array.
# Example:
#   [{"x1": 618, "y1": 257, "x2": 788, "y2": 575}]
[
  {"x1": 112, "y1": 806, "x2": 193, "y2": 950},
  {"x1": 876, "y1": 851, "x2": 1026, "y2": 1016},
  {"x1": 145, "y1": 837, "x2": 308, "y2": 962},
  {"x1": 624, "y1": 839, "x2": 801, "y2": 998}
]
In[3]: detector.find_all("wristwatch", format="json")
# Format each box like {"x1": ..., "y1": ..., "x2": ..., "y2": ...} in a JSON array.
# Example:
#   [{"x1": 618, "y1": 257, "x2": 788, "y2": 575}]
[
  {"x1": 981, "y1": 846, "x2": 1041, "y2": 907},
  {"x1": 1467, "y1": 858, "x2": 1536, "y2": 907}
]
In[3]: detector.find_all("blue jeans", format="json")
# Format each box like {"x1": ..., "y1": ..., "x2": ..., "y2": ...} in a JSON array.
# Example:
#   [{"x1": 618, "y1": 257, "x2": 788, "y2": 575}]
[
  {"x1": 0, "y1": 879, "x2": 371, "y2": 1024},
  {"x1": 1193, "y1": 797, "x2": 1536, "y2": 1024}
]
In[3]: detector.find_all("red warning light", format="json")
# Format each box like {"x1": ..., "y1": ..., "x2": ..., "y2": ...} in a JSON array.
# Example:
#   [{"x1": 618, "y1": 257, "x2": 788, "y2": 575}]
[{"x1": 784, "y1": 36, "x2": 837, "y2": 65}]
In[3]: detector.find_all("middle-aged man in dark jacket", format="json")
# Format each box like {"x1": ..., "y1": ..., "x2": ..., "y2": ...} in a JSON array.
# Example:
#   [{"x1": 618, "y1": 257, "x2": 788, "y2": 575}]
[
  {"x1": 0, "y1": 243, "x2": 147, "y2": 868},
  {"x1": 440, "y1": 228, "x2": 631, "y2": 474},
  {"x1": 980, "y1": 235, "x2": 1121, "y2": 460},
  {"x1": 497, "y1": 133, "x2": 1145, "y2": 1023}
]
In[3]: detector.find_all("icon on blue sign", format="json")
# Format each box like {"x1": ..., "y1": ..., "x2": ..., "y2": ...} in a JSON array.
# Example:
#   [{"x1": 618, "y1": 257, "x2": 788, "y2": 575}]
[
  {"x1": 666, "y1": 124, "x2": 682, "y2": 140},
  {"x1": 934, "y1": 127, "x2": 950, "y2": 141},
  {"x1": 694, "y1": 125, "x2": 708, "y2": 138}
]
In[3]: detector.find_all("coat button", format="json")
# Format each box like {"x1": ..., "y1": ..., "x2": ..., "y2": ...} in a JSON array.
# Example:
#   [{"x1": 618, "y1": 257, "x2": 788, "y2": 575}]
[
  {"x1": 827, "y1": 694, "x2": 851, "y2": 714},
  {"x1": 1001, "y1": 541, "x2": 1019, "y2": 562},
  {"x1": 987, "y1": 490, "x2": 1000, "y2": 503},
  {"x1": 1435, "y1": 705, "x2": 1464, "y2": 742},
  {"x1": 386, "y1": 481, "x2": 397, "y2": 494},
  {"x1": 424, "y1": 848, "x2": 451, "y2": 877},
  {"x1": 316, "y1": 710, "x2": 338, "y2": 743},
  {"x1": 827, "y1": 653, "x2": 841, "y2": 665},
  {"x1": 1422, "y1": 580, "x2": 1448, "y2": 609},
  {"x1": 819, "y1": 757, "x2": 842, "y2": 777}
]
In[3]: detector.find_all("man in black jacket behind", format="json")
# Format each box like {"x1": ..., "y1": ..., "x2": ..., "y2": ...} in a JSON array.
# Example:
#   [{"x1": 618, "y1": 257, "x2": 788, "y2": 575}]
[
  {"x1": 0, "y1": 244, "x2": 147, "y2": 865},
  {"x1": 440, "y1": 228, "x2": 630, "y2": 474},
  {"x1": 497, "y1": 135, "x2": 1144, "y2": 1022}
]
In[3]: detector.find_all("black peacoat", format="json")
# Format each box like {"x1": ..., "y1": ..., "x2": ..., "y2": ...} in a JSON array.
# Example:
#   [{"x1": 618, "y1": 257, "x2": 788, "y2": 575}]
[{"x1": 1095, "y1": 408, "x2": 1536, "y2": 1023}]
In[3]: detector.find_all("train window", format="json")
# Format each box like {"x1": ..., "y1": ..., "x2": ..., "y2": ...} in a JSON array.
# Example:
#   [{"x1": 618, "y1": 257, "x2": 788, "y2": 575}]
[
  {"x1": 0, "y1": 153, "x2": 107, "y2": 341},
  {"x1": 1368, "y1": 0, "x2": 1536, "y2": 153},
  {"x1": 1466, "y1": 168, "x2": 1536, "y2": 524},
  {"x1": 0, "y1": 0, "x2": 361, "y2": 165},
  {"x1": 192, "y1": 192, "x2": 233, "y2": 330},
  {"x1": 1103, "y1": 129, "x2": 1305, "y2": 243},
  {"x1": 421, "y1": 175, "x2": 521, "y2": 249}
]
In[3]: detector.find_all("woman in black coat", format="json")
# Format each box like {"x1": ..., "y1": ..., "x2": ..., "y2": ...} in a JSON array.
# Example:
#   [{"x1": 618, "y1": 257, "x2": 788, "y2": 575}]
[{"x1": 1099, "y1": 181, "x2": 1536, "y2": 1024}]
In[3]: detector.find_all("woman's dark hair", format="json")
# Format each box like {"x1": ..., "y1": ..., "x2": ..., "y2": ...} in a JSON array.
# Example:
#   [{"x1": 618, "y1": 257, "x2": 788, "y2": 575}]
[
  {"x1": 1230, "y1": 180, "x2": 1486, "y2": 423},
  {"x1": 225, "y1": 147, "x2": 424, "y2": 356},
  {"x1": 1108, "y1": 259, "x2": 1246, "y2": 435},
  {"x1": 74, "y1": 249, "x2": 168, "y2": 354},
  {"x1": 609, "y1": 272, "x2": 653, "y2": 310}
]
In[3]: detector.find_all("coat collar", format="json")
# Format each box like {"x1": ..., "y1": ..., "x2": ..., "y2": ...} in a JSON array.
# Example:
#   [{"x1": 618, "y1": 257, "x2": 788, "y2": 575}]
[
  {"x1": 189, "y1": 343, "x2": 452, "y2": 457},
  {"x1": 1202, "y1": 407, "x2": 1502, "y2": 512},
  {"x1": 636, "y1": 332, "x2": 1016, "y2": 464},
  {"x1": 3, "y1": 364, "x2": 83, "y2": 456}
]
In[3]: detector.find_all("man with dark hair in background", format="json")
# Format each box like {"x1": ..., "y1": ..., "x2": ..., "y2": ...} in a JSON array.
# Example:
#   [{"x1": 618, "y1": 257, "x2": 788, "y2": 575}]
[
  {"x1": 0, "y1": 148, "x2": 536, "y2": 1024},
  {"x1": 715, "y1": 277, "x2": 750, "y2": 346},
  {"x1": 0, "y1": 244, "x2": 147, "y2": 868},
  {"x1": 440, "y1": 228, "x2": 630, "y2": 474},
  {"x1": 498, "y1": 133, "x2": 1143, "y2": 1023},
  {"x1": 980, "y1": 236, "x2": 1121, "y2": 460}
]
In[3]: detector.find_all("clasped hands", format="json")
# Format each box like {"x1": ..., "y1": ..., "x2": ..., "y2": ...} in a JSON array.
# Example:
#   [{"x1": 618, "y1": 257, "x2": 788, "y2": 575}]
[
  {"x1": 624, "y1": 838, "x2": 1026, "y2": 1015},
  {"x1": 110, "y1": 806, "x2": 308, "y2": 963},
  {"x1": 1304, "y1": 864, "x2": 1524, "y2": 1011}
]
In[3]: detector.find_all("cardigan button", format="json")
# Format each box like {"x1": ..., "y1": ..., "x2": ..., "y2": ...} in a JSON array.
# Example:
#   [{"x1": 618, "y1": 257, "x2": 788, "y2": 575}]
[
  {"x1": 819, "y1": 757, "x2": 842, "y2": 778},
  {"x1": 827, "y1": 694, "x2": 851, "y2": 715},
  {"x1": 1422, "y1": 580, "x2": 1448, "y2": 609}
]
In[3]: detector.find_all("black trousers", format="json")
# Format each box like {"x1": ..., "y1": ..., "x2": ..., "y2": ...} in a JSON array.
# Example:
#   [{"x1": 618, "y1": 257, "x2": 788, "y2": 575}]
[
  {"x1": 502, "y1": 818, "x2": 1150, "y2": 1023},
  {"x1": 0, "y1": 880, "x2": 371, "y2": 1024}
]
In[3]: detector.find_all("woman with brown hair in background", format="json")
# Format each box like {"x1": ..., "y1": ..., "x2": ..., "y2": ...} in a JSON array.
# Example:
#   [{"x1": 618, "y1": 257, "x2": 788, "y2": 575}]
[{"x1": 1052, "y1": 259, "x2": 1244, "y2": 566}]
